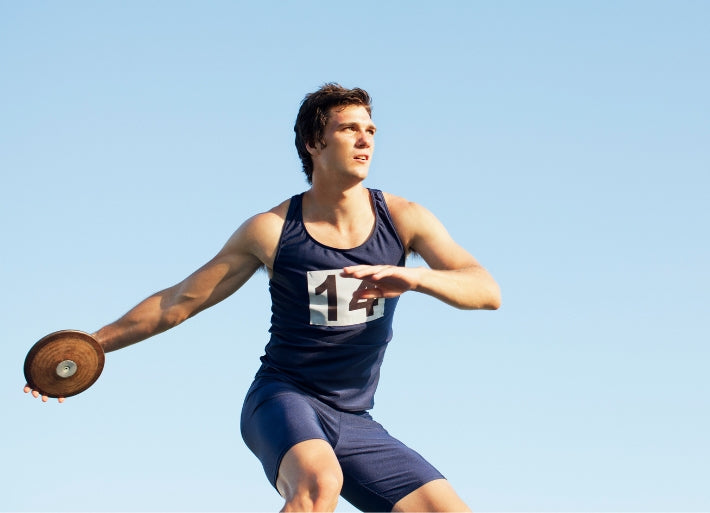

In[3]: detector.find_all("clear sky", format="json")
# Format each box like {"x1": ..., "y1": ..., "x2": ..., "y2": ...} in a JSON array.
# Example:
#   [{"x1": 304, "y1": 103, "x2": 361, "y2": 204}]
[{"x1": 2, "y1": 1, "x2": 708, "y2": 511}]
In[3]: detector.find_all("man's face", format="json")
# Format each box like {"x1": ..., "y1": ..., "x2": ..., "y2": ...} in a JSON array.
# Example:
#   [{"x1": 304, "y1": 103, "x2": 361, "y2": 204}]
[{"x1": 309, "y1": 105, "x2": 376, "y2": 184}]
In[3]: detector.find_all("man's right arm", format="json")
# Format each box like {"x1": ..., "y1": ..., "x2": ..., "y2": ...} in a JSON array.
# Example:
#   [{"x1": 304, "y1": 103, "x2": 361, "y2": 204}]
[{"x1": 93, "y1": 209, "x2": 284, "y2": 353}]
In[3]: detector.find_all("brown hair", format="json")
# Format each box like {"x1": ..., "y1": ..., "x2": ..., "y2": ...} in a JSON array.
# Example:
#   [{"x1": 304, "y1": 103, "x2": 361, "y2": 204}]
[{"x1": 294, "y1": 83, "x2": 372, "y2": 184}]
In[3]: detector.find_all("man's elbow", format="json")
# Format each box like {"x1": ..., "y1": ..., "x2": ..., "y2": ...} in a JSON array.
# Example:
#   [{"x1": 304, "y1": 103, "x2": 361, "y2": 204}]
[
  {"x1": 483, "y1": 294, "x2": 501, "y2": 310},
  {"x1": 471, "y1": 282, "x2": 501, "y2": 310}
]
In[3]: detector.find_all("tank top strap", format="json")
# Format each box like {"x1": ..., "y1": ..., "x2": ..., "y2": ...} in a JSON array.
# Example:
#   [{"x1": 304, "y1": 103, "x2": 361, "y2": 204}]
[
  {"x1": 369, "y1": 189, "x2": 406, "y2": 257},
  {"x1": 284, "y1": 192, "x2": 305, "y2": 227}
]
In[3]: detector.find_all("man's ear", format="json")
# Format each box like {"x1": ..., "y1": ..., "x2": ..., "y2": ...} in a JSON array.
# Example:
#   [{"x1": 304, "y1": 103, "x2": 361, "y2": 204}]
[{"x1": 306, "y1": 140, "x2": 320, "y2": 156}]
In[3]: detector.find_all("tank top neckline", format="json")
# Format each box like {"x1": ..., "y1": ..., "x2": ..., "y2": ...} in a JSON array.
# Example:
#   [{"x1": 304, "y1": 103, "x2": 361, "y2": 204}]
[{"x1": 295, "y1": 188, "x2": 380, "y2": 252}]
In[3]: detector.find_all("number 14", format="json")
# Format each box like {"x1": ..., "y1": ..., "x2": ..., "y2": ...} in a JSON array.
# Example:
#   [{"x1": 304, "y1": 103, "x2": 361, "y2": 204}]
[{"x1": 307, "y1": 270, "x2": 385, "y2": 327}]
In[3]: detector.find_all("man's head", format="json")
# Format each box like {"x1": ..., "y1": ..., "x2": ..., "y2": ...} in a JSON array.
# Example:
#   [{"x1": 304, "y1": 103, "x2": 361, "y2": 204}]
[{"x1": 294, "y1": 83, "x2": 372, "y2": 184}]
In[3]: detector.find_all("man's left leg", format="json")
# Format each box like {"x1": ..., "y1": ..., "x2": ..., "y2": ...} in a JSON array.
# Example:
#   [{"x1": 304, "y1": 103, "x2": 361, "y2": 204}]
[
  {"x1": 335, "y1": 410, "x2": 467, "y2": 511},
  {"x1": 392, "y1": 479, "x2": 471, "y2": 512}
]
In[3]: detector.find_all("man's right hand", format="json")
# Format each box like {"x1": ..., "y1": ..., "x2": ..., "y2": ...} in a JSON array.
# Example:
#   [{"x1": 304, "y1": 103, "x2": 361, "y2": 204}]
[{"x1": 23, "y1": 385, "x2": 65, "y2": 403}]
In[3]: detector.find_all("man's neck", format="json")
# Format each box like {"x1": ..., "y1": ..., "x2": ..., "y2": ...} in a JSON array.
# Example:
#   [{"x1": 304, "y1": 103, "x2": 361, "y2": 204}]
[{"x1": 303, "y1": 182, "x2": 372, "y2": 227}]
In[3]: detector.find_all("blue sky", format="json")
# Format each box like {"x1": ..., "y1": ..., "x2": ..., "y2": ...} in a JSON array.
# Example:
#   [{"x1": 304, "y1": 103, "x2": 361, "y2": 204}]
[{"x1": 2, "y1": 1, "x2": 708, "y2": 511}]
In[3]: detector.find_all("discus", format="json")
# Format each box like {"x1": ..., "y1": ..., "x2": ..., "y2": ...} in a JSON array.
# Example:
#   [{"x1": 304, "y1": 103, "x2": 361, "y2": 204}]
[{"x1": 24, "y1": 330, "x2": 105, "y2": 398}]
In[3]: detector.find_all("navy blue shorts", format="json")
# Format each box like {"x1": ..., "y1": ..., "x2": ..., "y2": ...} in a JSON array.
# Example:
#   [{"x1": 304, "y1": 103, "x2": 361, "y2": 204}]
[{"x1": 240, "y1": 379, "x2": 444, "y2": 512}]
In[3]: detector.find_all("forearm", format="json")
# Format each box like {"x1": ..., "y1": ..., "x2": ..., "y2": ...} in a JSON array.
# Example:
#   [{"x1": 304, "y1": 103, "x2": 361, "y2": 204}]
[
  {"x1": 92, "y1": 292, "x2": 182, "y2": 353},
  {"x1": 414, "y1": 265, "x2": 501, "y2": 310}
]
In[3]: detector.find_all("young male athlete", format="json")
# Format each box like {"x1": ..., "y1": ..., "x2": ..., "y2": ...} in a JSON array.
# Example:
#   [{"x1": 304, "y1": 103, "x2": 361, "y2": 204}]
[{"x1": 25, "y1": 84, "x2": 501, "y2": 512}]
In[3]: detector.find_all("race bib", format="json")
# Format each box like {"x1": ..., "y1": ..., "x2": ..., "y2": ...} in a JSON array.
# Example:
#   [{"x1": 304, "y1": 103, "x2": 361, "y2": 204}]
[{"x1": 307, "y1": 269, "x2": 385, "y2": 326}]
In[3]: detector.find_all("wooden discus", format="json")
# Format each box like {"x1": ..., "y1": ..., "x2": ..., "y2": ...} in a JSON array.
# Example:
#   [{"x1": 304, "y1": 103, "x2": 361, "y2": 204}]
[{"x1": 24, "y1": 330, "x2": 104, "y2": 398}]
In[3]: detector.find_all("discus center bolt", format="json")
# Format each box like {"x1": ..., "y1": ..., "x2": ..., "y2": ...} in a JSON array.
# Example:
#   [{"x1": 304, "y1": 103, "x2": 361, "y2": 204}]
[{"x1": 56, "y1": 360, "x2": 77, "y2": 378}]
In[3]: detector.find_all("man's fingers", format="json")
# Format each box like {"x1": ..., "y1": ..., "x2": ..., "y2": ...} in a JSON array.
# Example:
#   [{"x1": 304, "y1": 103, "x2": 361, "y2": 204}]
[
  {"x1": 24, "y1": 385, "x2": 64, "y2": 403},
  {"x1": 358, "y1": 288, "x2": 385, "y2": 299},
  {"x1": 342, "y1": 265, "x2": 388, "y2": 280}
]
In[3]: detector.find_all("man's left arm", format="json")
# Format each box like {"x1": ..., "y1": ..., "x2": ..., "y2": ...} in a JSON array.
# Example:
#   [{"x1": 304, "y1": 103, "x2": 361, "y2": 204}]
[{"x1": 342, "y1": 198, "x2": 500, "y2": 310}]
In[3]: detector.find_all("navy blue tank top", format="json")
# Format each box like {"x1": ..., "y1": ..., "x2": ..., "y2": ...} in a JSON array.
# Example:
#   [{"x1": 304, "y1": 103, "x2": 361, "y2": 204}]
[{"x1": 254, "y1": 189, "x2": 406, "y2": 411}]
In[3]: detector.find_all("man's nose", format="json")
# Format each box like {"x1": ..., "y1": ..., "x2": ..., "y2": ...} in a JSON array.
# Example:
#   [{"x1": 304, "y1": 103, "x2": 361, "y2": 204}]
[{"x1": 356, "y1": 130, "x2": 373, "y2": 147}]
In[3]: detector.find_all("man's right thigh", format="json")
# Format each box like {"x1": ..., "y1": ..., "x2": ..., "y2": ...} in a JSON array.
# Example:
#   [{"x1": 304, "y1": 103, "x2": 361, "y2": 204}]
[{"x1": 240, "y1": 381, "x2": 335, "y2": 488}]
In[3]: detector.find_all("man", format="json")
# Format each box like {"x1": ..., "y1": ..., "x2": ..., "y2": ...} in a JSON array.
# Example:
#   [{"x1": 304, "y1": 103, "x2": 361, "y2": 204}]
[{"x1": 25, "y1": 84, "x2": 501, "y2": 512}]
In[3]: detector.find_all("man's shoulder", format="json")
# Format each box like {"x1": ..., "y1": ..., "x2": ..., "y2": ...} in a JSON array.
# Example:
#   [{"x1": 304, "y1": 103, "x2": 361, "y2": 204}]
[
  {"x1": 264, "y1": 197, "x2": 292, "y2": 219},
  {"x1": 381, "y1": 191, "x2": 427, "y2": 219},
  {"x1": 229, "y1": 198, "x2": 292, "y2": 269},
  {"x1": 245, "y1": 198, "x2": 291, "y2": 234},
  {"x1": 380, "y1": 191, "x2": 433, "y2": 249}
]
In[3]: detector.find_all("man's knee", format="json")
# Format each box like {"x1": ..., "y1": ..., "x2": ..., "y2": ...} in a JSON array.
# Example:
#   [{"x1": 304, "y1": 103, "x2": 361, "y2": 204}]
[
  {"x1": 305, "y1": 469, "x2": 344, "y2": 502},
  {"x1": 277, "y1": 439, "x2": 343, "y2": 512},
  {"x1": 392, "y1": 479, "x2": 470, "y2": 512},
  {"x1": 280, "y1": 467, "x2": 343, "y2": 511}
]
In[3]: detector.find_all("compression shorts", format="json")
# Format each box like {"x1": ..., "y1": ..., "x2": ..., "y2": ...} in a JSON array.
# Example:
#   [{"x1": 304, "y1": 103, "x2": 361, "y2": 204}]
[{"x1": 240, "y1": 379, "x2": 444, "y2": 512}]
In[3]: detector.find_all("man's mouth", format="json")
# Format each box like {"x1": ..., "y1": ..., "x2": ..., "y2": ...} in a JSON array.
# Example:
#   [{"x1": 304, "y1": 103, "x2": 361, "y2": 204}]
[{"x1": 354, "y1": 155, "x2": 369, "y2": 161}]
